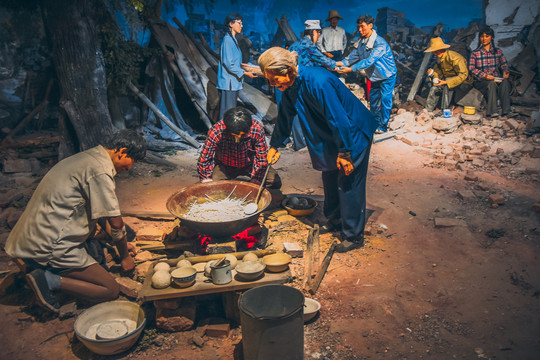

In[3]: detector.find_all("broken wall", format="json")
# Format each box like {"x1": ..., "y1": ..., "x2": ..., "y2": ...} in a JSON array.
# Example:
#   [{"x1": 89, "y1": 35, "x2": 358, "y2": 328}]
[{"x1": 485, "y1": 0, "x2": 540, "y2": 62}]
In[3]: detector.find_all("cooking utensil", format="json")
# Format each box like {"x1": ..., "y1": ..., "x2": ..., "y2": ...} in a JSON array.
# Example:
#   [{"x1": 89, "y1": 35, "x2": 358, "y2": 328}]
[
  {"x1": 166, "y1": 180, "x2": 272, "y2": 238},
  {"x1": 244, "y1": 165, "x2": 271, "y2": 215}
]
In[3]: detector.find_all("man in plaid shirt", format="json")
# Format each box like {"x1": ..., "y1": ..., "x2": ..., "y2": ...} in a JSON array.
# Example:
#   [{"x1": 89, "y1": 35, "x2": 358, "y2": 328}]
[
  {"x1": 197, "y1": 107, "x2": 281, "y2": 188},
  {"x1": 469, "y1": 26, "x2": 516, "y2": 118}
]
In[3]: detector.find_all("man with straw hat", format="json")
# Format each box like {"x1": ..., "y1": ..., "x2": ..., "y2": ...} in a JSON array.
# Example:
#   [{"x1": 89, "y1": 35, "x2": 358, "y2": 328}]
[
  {"x1": 317, "y1": 10, "x2": 347, "y2": 61},
  {"x1": 424, "y1": 37, "x2": 472, "y2": 114}
]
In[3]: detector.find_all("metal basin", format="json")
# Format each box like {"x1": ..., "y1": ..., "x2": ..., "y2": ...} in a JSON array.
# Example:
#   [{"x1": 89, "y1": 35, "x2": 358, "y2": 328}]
[
  {"x1": 166, "y1": 180, "x2": 272, "y2": 238},
  {"x1": 74, "y1": 300, "x2": 146, "y2": 355}
]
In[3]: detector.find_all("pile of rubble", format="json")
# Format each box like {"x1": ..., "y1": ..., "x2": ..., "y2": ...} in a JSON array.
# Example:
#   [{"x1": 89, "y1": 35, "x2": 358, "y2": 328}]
[{"x1": 385, "y1": 106, "x2": 540, "y2": 180}]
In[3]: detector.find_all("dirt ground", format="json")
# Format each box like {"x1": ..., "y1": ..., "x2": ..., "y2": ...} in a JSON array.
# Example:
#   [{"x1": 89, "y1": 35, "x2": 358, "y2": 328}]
[{"x1": 0, "y1": 123, "x2": 539, "y2": 359}]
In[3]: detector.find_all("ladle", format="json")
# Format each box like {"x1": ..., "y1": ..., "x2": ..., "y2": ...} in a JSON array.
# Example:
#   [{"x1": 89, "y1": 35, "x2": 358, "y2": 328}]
[{"x1": 243, "y1": 164, "x2": 271, "y2": 215}]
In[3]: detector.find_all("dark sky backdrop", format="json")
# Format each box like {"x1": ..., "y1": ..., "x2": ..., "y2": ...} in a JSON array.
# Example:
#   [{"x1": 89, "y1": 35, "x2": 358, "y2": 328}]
[{"x1": 164, "y1": 0, "x2": 484, "y2": 40}]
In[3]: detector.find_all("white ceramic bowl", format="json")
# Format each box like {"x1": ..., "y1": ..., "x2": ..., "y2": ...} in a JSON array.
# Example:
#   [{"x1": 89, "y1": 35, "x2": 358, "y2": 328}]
[
  {"x1": 170, "y1": 266, "x2": 197, "y2": 288},
  {"x1": 235, "y1": 260, "x2": 266, "y2": 281},
  {"x1": 303, "y1": 298, "x2": 321, "y2": 323},
  {"x1": 74, "y1": 300, "x2": 146, "y2": 355}
]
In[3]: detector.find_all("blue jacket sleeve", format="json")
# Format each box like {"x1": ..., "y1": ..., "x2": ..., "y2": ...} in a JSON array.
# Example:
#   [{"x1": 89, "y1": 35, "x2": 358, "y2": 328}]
[
  {"x1": 342, "y1": 47, "x2": 362, "y2": 67},
  {"x1": 221, "y1": 36, "x2": 244, "y2": 81},
  {"x1": 351, "y1": 42, "x2": 386, "y2": 71}
]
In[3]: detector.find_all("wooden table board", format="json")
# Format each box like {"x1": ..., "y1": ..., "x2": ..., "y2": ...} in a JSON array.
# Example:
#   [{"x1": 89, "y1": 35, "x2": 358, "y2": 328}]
[{"x1": 139, "y1": 269, "x2": 291, "y2": 302}]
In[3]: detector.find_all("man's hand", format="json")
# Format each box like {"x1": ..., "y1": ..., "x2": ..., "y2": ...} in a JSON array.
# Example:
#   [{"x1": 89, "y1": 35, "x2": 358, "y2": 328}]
[
  {"x1": 267, "y1": 147, "x2": 280, "y2": 165},
  {"x1": 485, "y1": 74, "x2": 495, "y2": 80},
  {"x1": 244, "y1": 71, "x2": 257, "y2": 78},
  {"x1": 337, "y1": 153, "x2": 354, "y2": 176},
  {"x1": 127, "y1": 242, "x2": 137, "y2": 256},
  {"x1": 434, "y1": 80, "x2": 447, "y2": 87},
  {"x1": 324, "y1": 52, "x2": 334, "y2": 58},
  {"x1": 503, "y1": 71, "x2": 509, "y2": 79},
  {"x1": 120, "y1": 254, "x2": 135, "y2": 272},
  {"x1": 335, "y1": 61, "x2": 344, "y2": 68},
  {"x1": 336, "y1": 66, "x2": 352, "y2": 74}
]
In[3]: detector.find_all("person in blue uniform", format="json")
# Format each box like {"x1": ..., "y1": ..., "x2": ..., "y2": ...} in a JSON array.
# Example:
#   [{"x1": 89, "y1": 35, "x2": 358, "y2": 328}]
[
  {"x1": 217, "y1": 13, "x2": 256, "y2": 120},
  {"x1": 258, "y1": 47, "x2": 377, "y2": 252},
  {"x1": 338, "y1": 15, "x2": 397, "y2": 133},
  {"x1": 285, "y1": 20, "x2": 344, "y2": 151}
]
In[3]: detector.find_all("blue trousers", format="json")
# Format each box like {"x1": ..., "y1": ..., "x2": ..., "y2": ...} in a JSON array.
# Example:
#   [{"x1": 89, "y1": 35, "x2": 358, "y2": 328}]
[
  {"x1": 322, "y1": 143, "x2": 372, "y2": 239},
  {"x1": 219, "y1": 89, "x2": 239, "y2": 120},
  {"x1": 369, "y1": 74, "x2": 396, "y2": 131}
]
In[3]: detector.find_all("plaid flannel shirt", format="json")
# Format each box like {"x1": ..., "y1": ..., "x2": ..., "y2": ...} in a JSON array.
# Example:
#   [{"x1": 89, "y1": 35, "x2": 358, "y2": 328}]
[
  {"x1": 197, "y1": 118, "x2": 268, "y2": 182},
  {"x1": 469, "y1": 47, "x2": 509, "y2": 80}
]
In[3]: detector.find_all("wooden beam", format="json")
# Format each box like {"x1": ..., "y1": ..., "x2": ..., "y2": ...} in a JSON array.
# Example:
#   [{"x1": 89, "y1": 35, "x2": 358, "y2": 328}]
[
  {"x1": 127, "y1": 82, "x2": 200, "y2": 149},
  {"x1": 307, "y1": 241, "x2": 338, "y2": 295},
  {"x1": 407, "y1": 52, "x2": 431, "y2": 102}
]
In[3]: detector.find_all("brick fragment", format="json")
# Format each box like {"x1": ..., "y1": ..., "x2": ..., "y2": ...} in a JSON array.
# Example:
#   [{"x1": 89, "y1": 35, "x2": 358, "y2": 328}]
[
  {"x1": 488, "y1": 194, "x2": 505, "y2": 205},
  {"x1": 115, "y1": 277, "x2": 143, "y2": 298},
  {"x1": 457, "y1": 190, "x2": 476, "y2": 201}
]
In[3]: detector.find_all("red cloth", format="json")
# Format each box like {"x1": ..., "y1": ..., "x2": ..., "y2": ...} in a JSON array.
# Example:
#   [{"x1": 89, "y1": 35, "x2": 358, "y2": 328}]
[{"x1": 366, "y1": 79, "x2": 371, "y2": 101}]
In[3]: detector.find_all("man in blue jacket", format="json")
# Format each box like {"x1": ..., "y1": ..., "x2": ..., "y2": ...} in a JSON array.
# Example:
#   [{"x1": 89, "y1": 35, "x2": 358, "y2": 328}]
[
  {"x1": 338, "y1": 15, "x2": 397, "y2": 133},
  {"x1": 258, "y1": 47, "x2": 377, "y2": 252}
]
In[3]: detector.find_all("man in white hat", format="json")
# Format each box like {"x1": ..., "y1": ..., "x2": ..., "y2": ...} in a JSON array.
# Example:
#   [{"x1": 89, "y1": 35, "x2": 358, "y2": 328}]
[
  {"x1": 289, "y1": 20, "x2": 343, "y2": 70},
  {"x1": 317, "y1": 10, "x2": 347, "y2": 61},
  {"x1": 424, "y1": 37, "x2": 472, "y2": 114}
]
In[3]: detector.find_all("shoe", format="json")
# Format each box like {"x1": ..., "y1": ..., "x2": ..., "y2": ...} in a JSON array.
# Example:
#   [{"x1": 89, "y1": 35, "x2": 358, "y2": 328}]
[
  {"x1": 524, "y1": 127, "x2": 540, "y2": 136},
  {"x1": 335, "y1": 237, "x2": 364, "y2": 253},
  {"x1": 25, "y1": 269, "x2": 60, "y2": 313},
  {"x1": 488, "y1": 113, "x2": 500, "y2": 118},
  {"x1": 502, "y1": 112, "x2": 518, "y2": 118},
  {"x1": 319, "y1": 221, "x2": 341, "y2": 234}
]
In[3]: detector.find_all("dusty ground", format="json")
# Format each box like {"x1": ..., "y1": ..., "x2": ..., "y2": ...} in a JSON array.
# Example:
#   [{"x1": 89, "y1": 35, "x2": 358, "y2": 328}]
[{"x1": 0, "y1": 121, "x2": 539, "y2": 359}]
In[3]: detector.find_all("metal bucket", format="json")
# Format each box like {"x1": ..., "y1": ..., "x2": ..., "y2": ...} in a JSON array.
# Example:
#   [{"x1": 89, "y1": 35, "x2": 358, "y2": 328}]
[{"x1": 238, "y1": 285, "x2": 304, "y2": 360}]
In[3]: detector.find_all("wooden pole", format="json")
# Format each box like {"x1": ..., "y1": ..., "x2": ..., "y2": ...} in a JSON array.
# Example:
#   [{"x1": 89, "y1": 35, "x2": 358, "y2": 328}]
[
  {"x1": 406, "y1": 52, "x2": 431, "y2": 102},
  {"x1": 303, "y1": 225, "x2": 319, "y2": 290},
  {"x1": 307, "y1": 241, "x2": 338, "y2": 295},
  {"x1": 127, "y1": 82, "x2": 200, "y2": 148}
]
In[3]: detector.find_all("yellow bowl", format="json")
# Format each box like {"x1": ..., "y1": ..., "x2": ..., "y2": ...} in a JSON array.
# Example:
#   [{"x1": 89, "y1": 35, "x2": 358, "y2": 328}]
[
  {"x1": 464, "y1": 106, "x2": 476, "y2": 115},
  {"x1": 262, "y1": 253, "x2": 292, "y2": 273},
  {"x1": 282, "y1": 197, "x2": 317, "y2": 217}
]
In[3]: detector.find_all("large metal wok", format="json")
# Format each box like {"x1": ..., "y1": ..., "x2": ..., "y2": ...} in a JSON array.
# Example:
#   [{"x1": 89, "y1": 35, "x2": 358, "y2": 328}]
[{"x1": 166, "y1": 180, "x2": 272, "y2": 238}]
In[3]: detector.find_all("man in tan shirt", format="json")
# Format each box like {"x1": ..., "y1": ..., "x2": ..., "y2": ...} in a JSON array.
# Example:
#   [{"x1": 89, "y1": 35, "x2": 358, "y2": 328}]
[
  {"x1": 5, "y1": 129, "x2": 146, "y2": 313},
  {"x1": 424, "y1": 37, "x2": 473, "y2": 113}
]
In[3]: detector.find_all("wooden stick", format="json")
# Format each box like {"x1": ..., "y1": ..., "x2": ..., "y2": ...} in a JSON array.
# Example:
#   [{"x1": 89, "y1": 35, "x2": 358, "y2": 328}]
[
  {"x1": 307, "y1": 241, "x2": 338, "y2": 295},
  {"x1": 121, "y1": 209, "x2": 176, "y2": 220},
  {"x1": 2, "y1": 101, "x2": 48, "y2": 145},
  {"x1": 127, "y1": 81, "x2": 200, "y2": 148},
  {"x1": 167, "y1": 249, "x2": 276, "y2": 265},
  {"x1": 303, "y1": 225, "x2": 318, "y2": 289}
]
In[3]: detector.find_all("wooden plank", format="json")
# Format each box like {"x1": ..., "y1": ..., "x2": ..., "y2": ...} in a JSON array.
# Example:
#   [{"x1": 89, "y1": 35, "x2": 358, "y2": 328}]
[
  {"x1": 139, "y1": 268, "x2": 291, "y2": 301},
  {"x1": 127, "y1": 82, "x2": 200, "y2": 148},
  {"x1": 303, "y1": 225, "x2": 318, "y2": 290},
  {"x1": 121, "y1": 209, "x2": 176, "y2": 220},
  {"x1": 307, "y1": 241, "x2": 338, "y2": 295},
  {"x1": 407, "y1": 52, "x2": 431, "y2": 102}
]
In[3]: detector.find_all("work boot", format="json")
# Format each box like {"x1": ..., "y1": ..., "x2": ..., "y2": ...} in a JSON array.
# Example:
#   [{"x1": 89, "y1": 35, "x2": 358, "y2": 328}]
[
  {"x1": 25, "y1": 269, "x2": 60, "y2": 313},
  {"x1": 335, "y1": 236, "x2": 365, "y2": 253},
  {"x1": 319, "y1": 220, "x2": 341, "y2": 234},
  {"x1": 502, "y1": 112, "x2": 518, "y2": 118}
]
